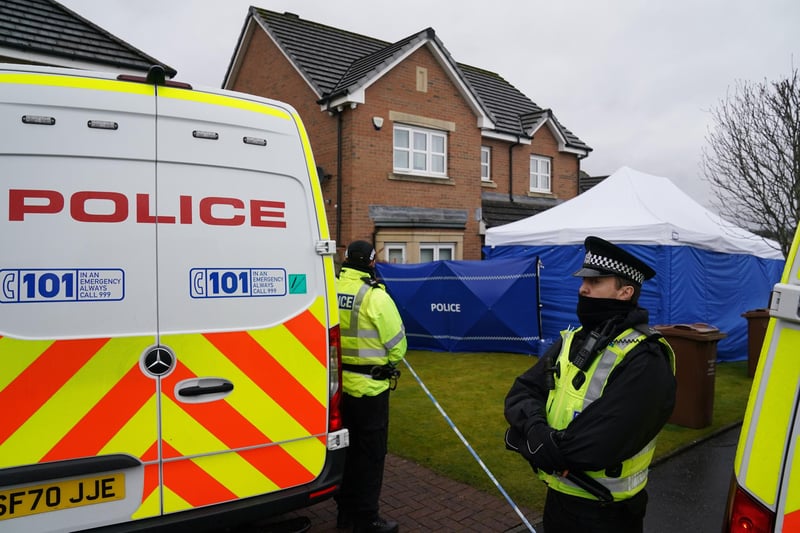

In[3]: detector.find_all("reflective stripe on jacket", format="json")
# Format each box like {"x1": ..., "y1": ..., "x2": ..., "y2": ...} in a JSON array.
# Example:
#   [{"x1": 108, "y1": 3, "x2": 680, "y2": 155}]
[
  {"x1": 337, "y1": 267, "x2": 407, "y2": 397},
  {"x1": 538, "y1": 326, "x2": 676, "y2": 501}
]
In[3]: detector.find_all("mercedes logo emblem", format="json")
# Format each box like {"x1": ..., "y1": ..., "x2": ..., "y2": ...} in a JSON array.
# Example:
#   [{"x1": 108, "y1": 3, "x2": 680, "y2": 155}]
[{"x1": 142, "y1": 346, "x2": 175, "y2": 377}]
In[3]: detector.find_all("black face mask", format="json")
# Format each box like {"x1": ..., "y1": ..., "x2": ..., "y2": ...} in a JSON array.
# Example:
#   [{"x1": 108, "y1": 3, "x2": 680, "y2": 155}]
[{"x1": 576, "y1": 294, "x2": 636, "y2": 331}]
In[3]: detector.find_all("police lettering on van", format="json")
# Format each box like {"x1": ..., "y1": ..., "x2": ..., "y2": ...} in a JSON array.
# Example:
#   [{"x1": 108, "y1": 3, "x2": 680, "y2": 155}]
[{"x1": 9, "y1": 189, "x2": 287, "y2": 227}]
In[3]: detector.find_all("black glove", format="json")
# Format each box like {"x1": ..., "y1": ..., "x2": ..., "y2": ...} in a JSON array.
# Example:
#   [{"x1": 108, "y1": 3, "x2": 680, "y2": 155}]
[
  {"x1": 521, "y1": 423, "x2": 566, "y2": 475},
  {"x1": 504, "y1": 427, "x2": 524, "y2": 452}
]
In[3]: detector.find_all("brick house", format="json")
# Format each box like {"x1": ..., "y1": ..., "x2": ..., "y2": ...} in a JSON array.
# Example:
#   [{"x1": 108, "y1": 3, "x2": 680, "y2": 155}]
[
  {"x1": 222, "y1": 9, "x2": 592, "y2": 262},
  {"x1": 0, "y1": 0, "x2": 175, "y2": 76}
]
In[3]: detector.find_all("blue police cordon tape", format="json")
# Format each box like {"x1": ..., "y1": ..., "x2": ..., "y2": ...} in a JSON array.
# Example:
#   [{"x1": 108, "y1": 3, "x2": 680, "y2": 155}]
[{"x1": 401, "y1": 359, "x2": 537, "y2": 533}]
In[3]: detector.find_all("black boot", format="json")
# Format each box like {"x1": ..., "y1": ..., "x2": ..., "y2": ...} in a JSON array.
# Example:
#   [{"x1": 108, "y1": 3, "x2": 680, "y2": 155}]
[{"x1": 353, "y1": 516, "x2": 398, "y2": 533}]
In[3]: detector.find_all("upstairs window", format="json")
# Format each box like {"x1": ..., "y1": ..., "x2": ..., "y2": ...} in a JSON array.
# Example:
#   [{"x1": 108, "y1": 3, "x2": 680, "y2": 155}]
[
  {"x1": 394, "y1": 125, "x2": 447, "y2": 177},
  {"x1": 481, "y1": 146, "x2": 491, "y2": 181},
  {"x1": 530, "y1": 155, "x2": 551, "y2": 192}
]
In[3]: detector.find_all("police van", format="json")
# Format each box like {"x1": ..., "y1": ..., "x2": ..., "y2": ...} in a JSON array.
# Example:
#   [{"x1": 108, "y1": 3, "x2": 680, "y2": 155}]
[
  {"x1": 0, "y1": 63, "x2": 347, "y2": 532},
  {"x1": 723, "y1": 226, "x2": 800, "y2": 532}
]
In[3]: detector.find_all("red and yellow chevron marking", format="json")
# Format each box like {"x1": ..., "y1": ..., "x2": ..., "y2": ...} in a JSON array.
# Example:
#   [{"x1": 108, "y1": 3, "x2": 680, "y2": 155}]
[
  {"x1": 0, "y1": 298, "x2": 331, "y2": 521},
  {"x1": 787, "y1": 511, "x2": 800, "y2": 531},
  {"x1": 0, "y1": 336, "x2": 154, "y2": 465}
]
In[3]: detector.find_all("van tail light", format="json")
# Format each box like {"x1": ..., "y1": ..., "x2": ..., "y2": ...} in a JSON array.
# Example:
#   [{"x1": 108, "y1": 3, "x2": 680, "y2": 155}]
[
  {"x1": 723, "y1": 479, "x2": 775, "y2": 533},
  {"x1": 328, "y1": 325, "x2": 343, "y2": 432}
]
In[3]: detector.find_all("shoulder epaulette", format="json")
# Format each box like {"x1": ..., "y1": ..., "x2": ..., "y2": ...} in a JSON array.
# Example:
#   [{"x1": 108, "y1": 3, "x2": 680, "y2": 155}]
[
  {"x1": 634, "y1": 324, "x2": 661, "y2": 338},
  {"x1": 361, "y1": 276, "x2": 381, "y2": 289}
]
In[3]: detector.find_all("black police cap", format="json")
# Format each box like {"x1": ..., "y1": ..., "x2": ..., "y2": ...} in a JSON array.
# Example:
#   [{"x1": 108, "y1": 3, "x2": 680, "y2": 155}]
[
  {"x1": 345, "y1": 240, "x2": 376, "y2": 266},
  {"x1": 573, "y1": 236, "x2": 655, "y2": 285}
]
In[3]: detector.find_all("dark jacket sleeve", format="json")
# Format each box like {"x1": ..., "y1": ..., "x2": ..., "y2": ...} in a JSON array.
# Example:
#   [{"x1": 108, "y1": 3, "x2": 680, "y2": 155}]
[
  {"x1": 504, "y1": 340, "x2": 561, "y2": 433},
  {"x1": 557, "y1": 340, "x2": 676, "y2": 471},
  {"x1": 504, "y1": 337, "x2": 676, "y2": 474}
]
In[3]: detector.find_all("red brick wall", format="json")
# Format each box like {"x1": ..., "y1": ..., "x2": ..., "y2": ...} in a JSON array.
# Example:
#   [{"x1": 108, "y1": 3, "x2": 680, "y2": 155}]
[
  {"x1": 229, "y1": 25, "x2": 582, "y2": 260},
  {"x1": 531, "y1": 126, "x2": 580, "y2": 199},
  {"x1": 342, "y1": 45, "x2": 484, "y2": 259},
  {"x1": 485, "y1": 130, "x2": 579, "y2": 201}
]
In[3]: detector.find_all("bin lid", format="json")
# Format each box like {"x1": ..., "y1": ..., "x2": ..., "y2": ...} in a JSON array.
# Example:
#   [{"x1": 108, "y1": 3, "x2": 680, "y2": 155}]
[
  {"x1": 741, "y1": 308, "x2": 770, "y2": 318},
  {"x1": 654, "y1": 323, "x2": 728, "y2": 340}
]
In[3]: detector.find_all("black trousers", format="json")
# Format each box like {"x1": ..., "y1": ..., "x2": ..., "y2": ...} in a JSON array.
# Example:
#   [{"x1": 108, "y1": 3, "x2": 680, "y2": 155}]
[
  {"x1": 542, "y1": 487, "x2": 648, "y2": 533},
  {"x1": 335, "y1": 389, "x2": 390, "y2": 523}
]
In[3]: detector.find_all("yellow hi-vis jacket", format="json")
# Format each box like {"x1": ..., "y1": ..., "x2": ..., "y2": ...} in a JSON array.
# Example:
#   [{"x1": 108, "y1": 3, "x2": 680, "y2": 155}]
[
  {"x1": 337, "y1": 267, "x2": 407, "y2": 397},
  {"x1": 538, "y1": 326, "x2": 676, "y2": 501}
]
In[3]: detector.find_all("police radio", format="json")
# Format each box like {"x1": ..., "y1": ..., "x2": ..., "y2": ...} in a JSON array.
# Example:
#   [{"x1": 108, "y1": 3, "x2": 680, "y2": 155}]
[{"x1": 572, "y1": 330, "x2": 603, "y2": 371}]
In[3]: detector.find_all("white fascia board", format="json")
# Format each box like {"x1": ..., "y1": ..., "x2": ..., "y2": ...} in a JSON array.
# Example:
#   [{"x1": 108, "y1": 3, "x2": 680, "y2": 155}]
[
  {"x1": 252, "y1": 16, "x2": 321, "y2": 99},
  {"x1": 319, "y1": 89, "x2": 365, "y2": 112},
  {"x1": 544, "y1": 119, "x2": 569, "y2": 149},
  {"x1": 481, "y1": 130, "x2": 532, "y2": 145},
  {"x1": 476, "y1": 116, "x2": 494, "y2": 129},
  {"x1": 526, "y1": 117, "x2": 549, "y2": 139},
  {"x1": 563, "y1": 146, "x2": 591, "y2": 156},
  {"x1": 528, "y1": 116, "x2": 588, "y2": 155},
  {"x1": 0, "y1": 47, "x2": 158, "y2": 78}
]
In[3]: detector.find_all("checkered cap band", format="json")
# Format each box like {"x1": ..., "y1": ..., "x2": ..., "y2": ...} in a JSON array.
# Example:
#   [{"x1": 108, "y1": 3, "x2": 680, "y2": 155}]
[{"x1": 584, "y1": 250, "x2": 646, "y2": 285}]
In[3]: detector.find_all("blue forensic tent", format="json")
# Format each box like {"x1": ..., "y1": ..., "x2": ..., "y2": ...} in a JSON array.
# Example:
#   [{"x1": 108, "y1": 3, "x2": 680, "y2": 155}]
[
  {"x1": 483, "y1": 167, "x2": 784, "y2": 361},
  {"x1": 375, "y1": 256, "x2": 541, "y2": 354}
]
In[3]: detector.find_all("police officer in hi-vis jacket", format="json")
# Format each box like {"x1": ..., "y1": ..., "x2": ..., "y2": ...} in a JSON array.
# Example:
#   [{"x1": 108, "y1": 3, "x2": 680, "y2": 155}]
[
  {"x1": 504, "y1": 236, "x2": 676, "y2": 533},
  {"x1": 335, "y1": 240, "x2": 407, "y2": 533}
]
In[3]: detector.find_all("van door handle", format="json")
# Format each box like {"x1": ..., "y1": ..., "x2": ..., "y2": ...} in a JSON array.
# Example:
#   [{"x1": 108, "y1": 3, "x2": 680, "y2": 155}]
[{"x1": 176, "y1": 378, "x2": 234, "y2": 398}]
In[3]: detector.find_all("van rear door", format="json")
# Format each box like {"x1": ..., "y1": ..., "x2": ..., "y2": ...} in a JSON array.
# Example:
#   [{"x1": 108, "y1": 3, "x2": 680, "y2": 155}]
[
  {"x1": 151, "y1": 86, "x2": 332, "y2": 514},
  {"x1": 0, "y1": 68, "x2": 162, "y2": 530}
]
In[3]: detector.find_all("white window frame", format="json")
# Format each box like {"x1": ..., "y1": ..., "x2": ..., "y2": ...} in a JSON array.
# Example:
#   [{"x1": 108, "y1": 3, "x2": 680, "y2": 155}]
[
  {"x1": 393, "y1": 124, "x2": 447, "y2": 177},
  {"x1": 385, "y1": 243, "x2": 407, "y2": 264},
  {"x1": 530, "y1": 155, "x2": 552, "y2": 192},
  {"x1": 420, "y1": 242, "x2": 455, "y2": 262},
  {"x1": 481, "y1": 146, "x2": 491, "y2": 182}
]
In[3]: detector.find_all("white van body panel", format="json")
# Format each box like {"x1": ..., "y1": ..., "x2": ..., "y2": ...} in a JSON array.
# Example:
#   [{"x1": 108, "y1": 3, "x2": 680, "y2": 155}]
[{"x1": 0, "y1": 64, "x2": 344, "y2": 532}]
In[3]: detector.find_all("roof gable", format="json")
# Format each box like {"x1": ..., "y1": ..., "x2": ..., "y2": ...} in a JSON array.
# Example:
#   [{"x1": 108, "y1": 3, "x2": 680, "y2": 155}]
[
  {"x1": 329, "y1": 28, "x2": 435, "y2": 101},
  {"x1": 462, "y1": 65, "x2": 590, "y2": 152},
  {"x1": 0, "y1": 0, "x2": 176, "y2": 76},
  {"x1": 249, "y1": 9, "x2": 385, "y2": 97},
  {"x1": 226, "y1": 8, "x2": 589, "y2": 153}
]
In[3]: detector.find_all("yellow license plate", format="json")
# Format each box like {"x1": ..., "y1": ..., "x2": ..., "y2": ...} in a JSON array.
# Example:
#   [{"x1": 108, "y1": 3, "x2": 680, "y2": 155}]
[{"x1": 0, "y1": 473, "x2": 125, "y2": 520}]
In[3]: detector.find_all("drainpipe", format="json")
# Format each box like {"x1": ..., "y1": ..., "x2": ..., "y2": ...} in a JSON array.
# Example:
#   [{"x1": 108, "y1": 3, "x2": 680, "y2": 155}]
[
  {"x1": 508, "y1": 136, "x2": 521, "y2": 202},
  {"x1": 336, "y1": 109, "x2": 343, "y2": 245},
  {"x1": 577, "y1": 153, "x2": 587, "y2": 194}
]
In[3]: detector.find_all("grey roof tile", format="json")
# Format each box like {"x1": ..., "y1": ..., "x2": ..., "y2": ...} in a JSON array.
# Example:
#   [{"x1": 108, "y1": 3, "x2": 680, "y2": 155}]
[
  {"x1": 250, "y1": 8, "x2": 590, "y2": 152},
  {"x1": 0, "y1": 0, "x2": 176, "y2": 76},
  {"x1": 481, "y1": 197, "x2": 557, "y2": 228},
  {"x1": 330, "y1": 29, "x2": 431, "y2": 98},
  {"x1": 253, "y1": 8, "x2": 385, "y2": 96}
]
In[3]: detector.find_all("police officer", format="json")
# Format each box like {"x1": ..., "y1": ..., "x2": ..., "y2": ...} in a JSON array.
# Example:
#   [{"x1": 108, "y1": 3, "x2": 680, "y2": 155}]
[
  {"x1": 504, "y1": 236, "x2": 676, "y2": 533},
  {"x1": 335, "y1": 240, "x2": 407, "y2": 533}
]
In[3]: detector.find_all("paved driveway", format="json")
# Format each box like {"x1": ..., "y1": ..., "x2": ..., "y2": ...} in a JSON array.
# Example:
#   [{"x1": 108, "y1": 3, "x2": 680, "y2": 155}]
[{"x1": 240, "y1": 425, "x2": 740, "y2": 532}]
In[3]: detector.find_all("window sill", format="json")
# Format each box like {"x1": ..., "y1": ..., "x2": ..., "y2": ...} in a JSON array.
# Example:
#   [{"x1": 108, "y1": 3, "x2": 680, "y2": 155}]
[
  {"x1": 389, "y1": 173, "x2": 455, "y2": 185},
  {"x1": 527, "y1": 191, "x2": 554, "y2": 198},
  {"x1": 481, "y1": 180, "x2": 497, "y2": 188}
]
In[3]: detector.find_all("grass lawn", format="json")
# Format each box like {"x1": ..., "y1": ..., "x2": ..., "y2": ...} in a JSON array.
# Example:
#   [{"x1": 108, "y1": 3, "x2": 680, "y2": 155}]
[{"x1": 388, "y1": 350, "x2": 753, "y2": 512}]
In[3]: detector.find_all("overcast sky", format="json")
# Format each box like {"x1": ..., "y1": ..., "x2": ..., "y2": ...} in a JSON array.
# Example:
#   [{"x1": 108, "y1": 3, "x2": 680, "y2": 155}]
[{"x1": 59, "y1": 0, "x2": 800, "y2": 208}]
